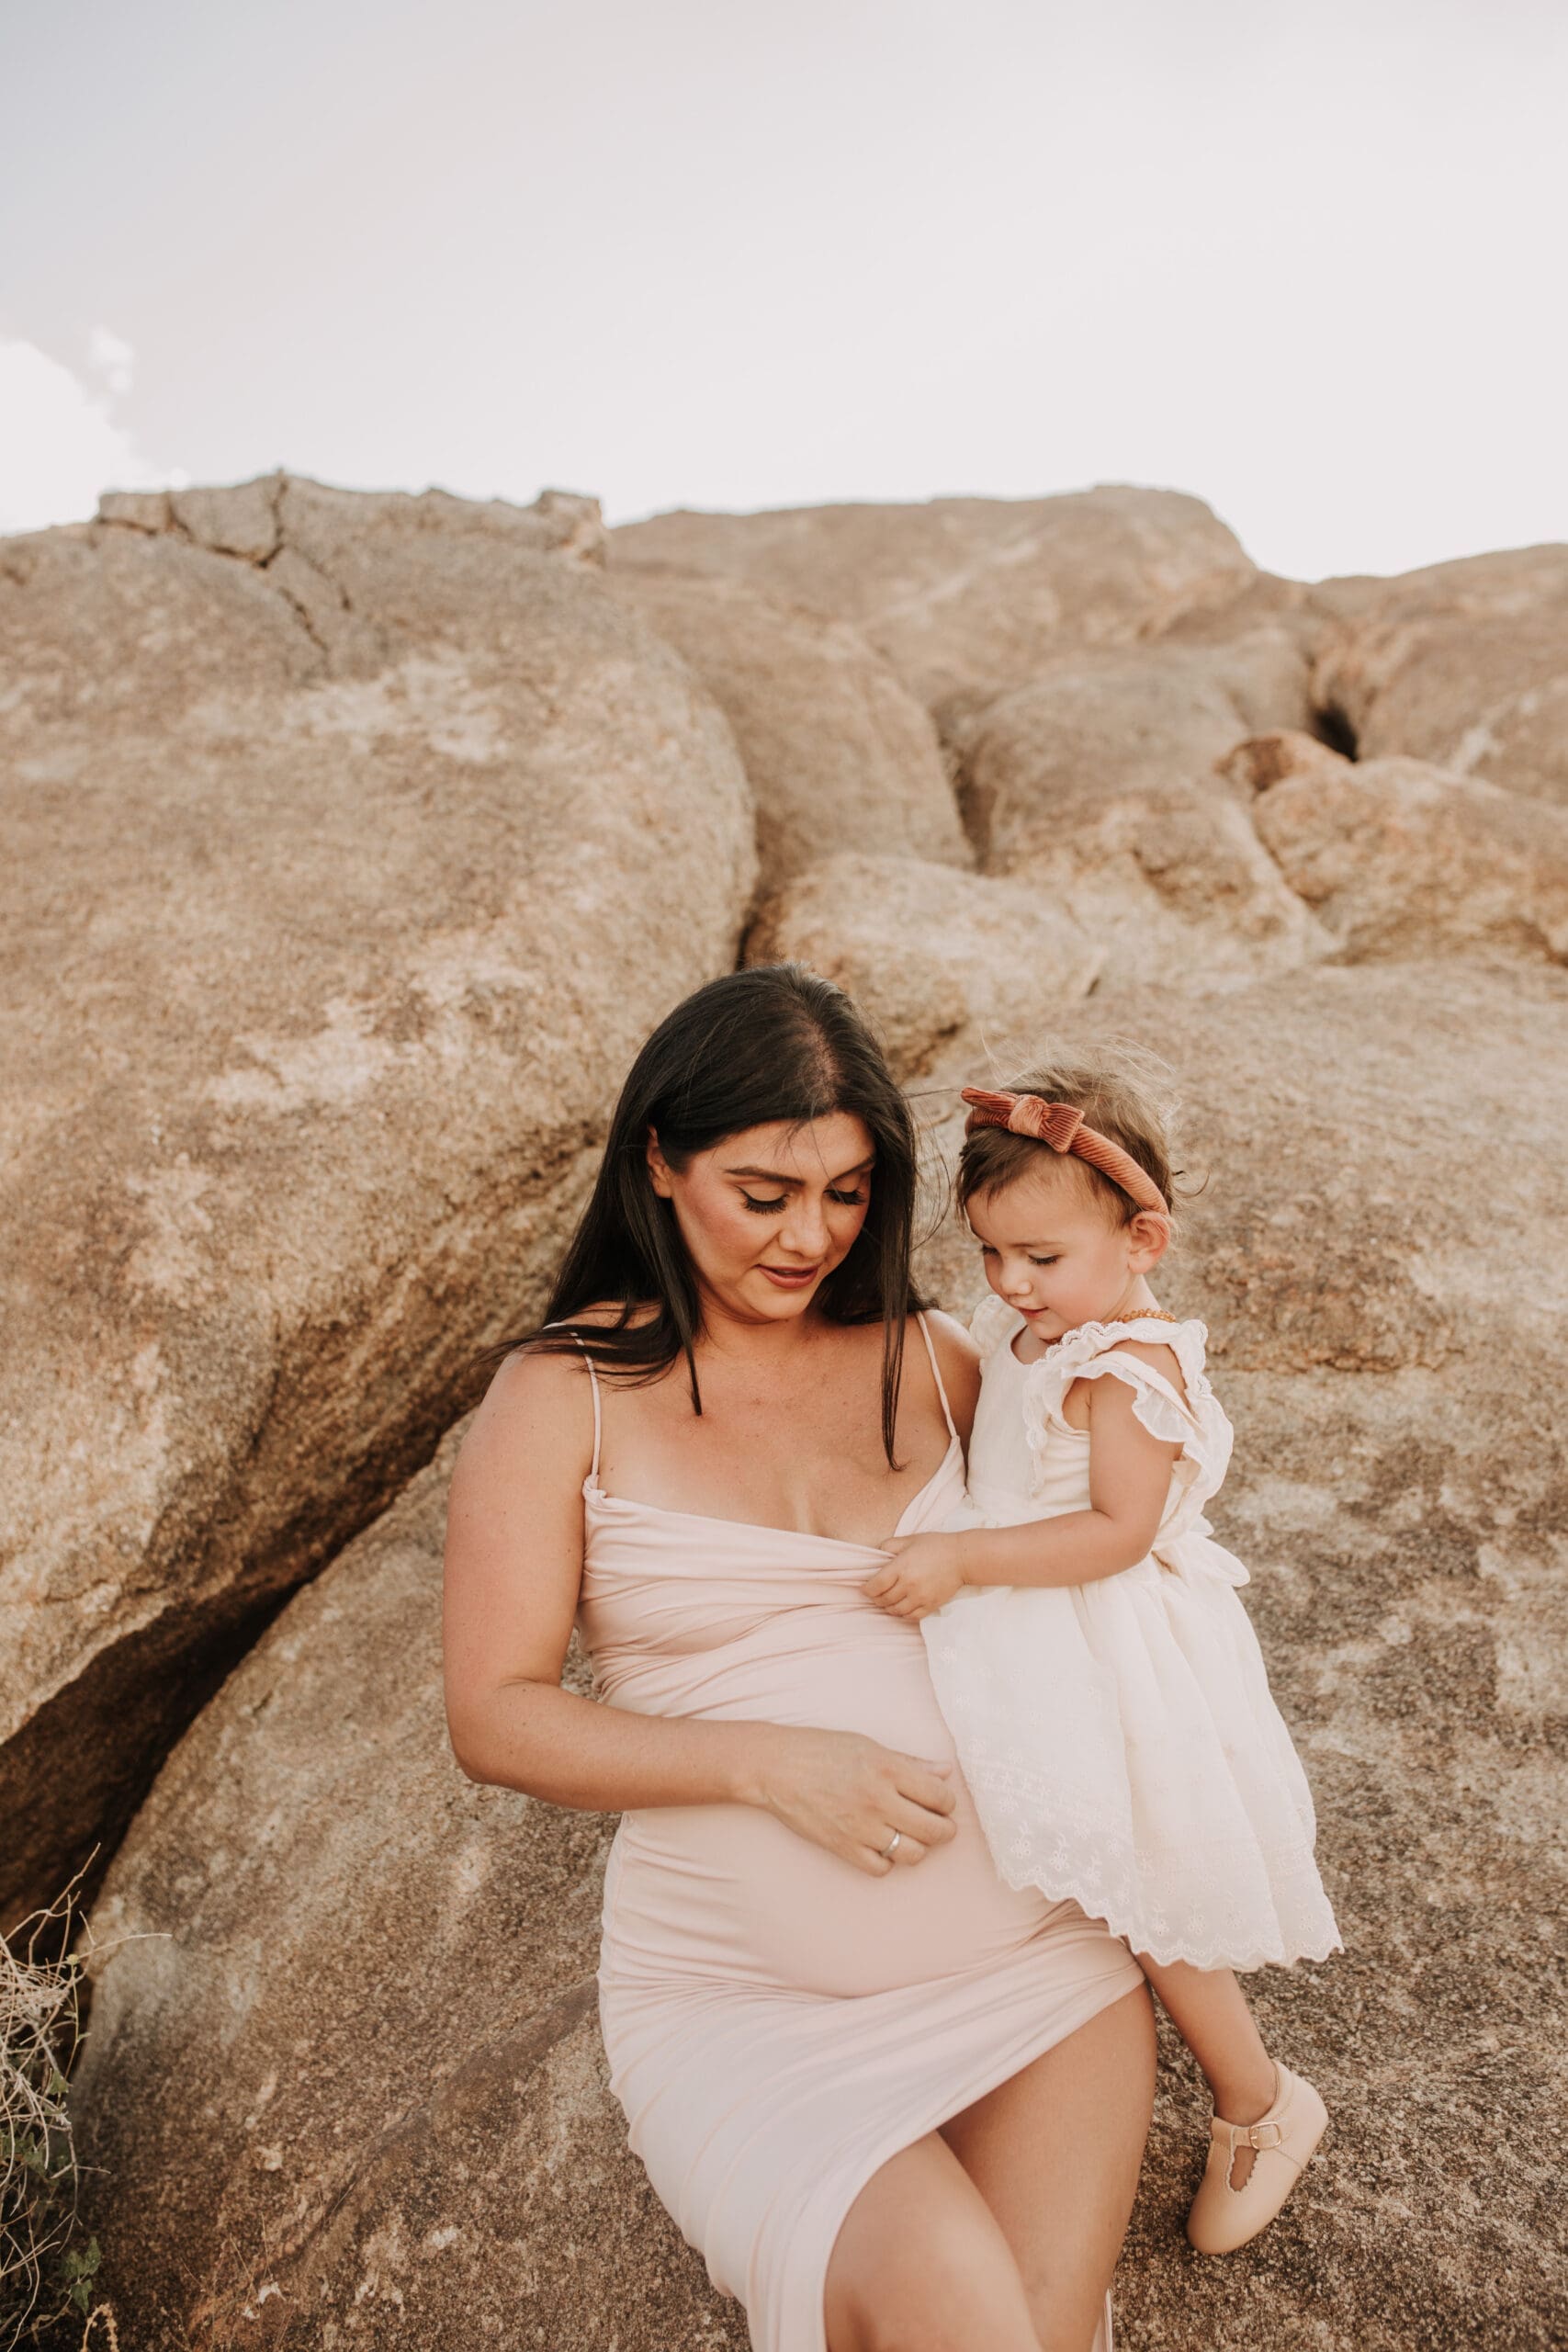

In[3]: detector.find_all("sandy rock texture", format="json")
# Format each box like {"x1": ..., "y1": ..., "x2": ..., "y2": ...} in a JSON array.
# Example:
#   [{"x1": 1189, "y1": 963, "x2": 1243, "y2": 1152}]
[
  {"x1": 612, "y1": 486, "x2": 1258, "y2": 707},
  {"x1": 745, "y1": 852, "x2": 1104, "y2": 1080},
  {"x1": 1313, "y1": 545, "x2": 1568, "y2": 805},
  {"x1": 72, "y1": 1421, "x2": 745, "y2": 2351},
  {"x1": 946, "y1": 632, "x2": 1329, "y2": 988},
  {"x1": 33, "y1": 481, "x2": 1568, "y2": 2349},
  {"x1": 912, "y1": 963, "x2": 1568, "y2": 2351},
  {"x1": 609, "y1": 570, "x2": 969, "y2": 888},
  {"x1": 1235, "y1": 732, "x2": 1568, "y2": 966},
  {"x1": 74, "y1": 966, "x2": 1568, "y2": 2351},
  {"x1": 0, "y1": 474, "x2": 756, "y2": 1928}
]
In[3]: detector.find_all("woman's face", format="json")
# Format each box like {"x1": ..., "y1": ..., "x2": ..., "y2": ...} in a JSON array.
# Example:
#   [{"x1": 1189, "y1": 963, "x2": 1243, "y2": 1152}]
[{"x1": 648, "y1": 1113, "x2": 875, "y2": 1326}]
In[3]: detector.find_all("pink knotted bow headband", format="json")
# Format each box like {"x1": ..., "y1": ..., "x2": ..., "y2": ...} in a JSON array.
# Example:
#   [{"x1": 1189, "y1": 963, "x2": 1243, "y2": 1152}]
[{"x1": 960, "y1": 1088, "x2": 1170, "y2": 1221}]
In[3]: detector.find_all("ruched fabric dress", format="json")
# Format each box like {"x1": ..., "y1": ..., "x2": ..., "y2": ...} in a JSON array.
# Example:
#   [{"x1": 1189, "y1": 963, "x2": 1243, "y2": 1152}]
[{"x1": 575, "y1": 1317, "x2": 1144, "y2": 2352}]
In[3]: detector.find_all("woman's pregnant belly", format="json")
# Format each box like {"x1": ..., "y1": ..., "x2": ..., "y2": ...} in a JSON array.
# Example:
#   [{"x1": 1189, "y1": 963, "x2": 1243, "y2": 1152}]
[{"x1": 599, "y1": 1614, "x2": 1061, "y2": 1999}]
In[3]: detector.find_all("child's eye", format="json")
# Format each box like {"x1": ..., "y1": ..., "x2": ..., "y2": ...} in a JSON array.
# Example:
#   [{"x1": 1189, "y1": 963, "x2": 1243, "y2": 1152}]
[
  {"x1": 741, "y1": 1193, "x2": 786, "y2": 1213},
  {"x1": 977, "y1": 1243, "x2": 997, "y2": 1257},
  {"x1": 1029, "y1": 1254, "x2": 1058, "y2": 1268}
]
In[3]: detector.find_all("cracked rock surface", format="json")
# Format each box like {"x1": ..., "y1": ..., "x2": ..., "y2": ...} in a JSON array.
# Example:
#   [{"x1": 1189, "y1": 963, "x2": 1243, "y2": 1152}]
[
  {"x1": 943, "y1": 631, "x2": 1329, "y2": 989},
  {"x1": 1310, "y1": 544, "x2": 1568, "y2": 807},
  {"x1": 612, "y1": 484, "x2": 1259, "y2": 707},
  {"x1": 0, "y1": 475, "x2": 754, "y2": 1928},
  {"x1": 73, "y1": 1422, "x2": 747, "y2": 2351},
  {"x1": 608, "y1": 568, "x2": 970, "y2": 891},
  {"x1": 74, "y1": 967, "x2": 1568, "y2": 2352},
  {"x1": 15, "y1": 476, "x2": 1568, "y2": 2347}
]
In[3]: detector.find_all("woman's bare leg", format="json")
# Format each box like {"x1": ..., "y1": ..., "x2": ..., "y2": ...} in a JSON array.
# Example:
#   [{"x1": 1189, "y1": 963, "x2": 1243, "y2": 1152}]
[
  {"x1": 940, "y1": 1984, "x2": 1156, "y2": 2352},
  {"x1": 824, "y1": 2134, "x2": 1042, "y2": 2352}
]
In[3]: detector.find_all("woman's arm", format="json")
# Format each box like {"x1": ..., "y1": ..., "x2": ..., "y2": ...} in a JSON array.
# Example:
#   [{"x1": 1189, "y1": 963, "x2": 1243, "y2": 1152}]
[
  {"x1": 445, "y1": 1347, "x2": 761, "y2": 1805},
  {"x1": 443, "y1": 1348, "x2": 958, "y2": 1871},
  {"x1": 863, "y1": 1351, "x2": 1182, "y2": 1619}
]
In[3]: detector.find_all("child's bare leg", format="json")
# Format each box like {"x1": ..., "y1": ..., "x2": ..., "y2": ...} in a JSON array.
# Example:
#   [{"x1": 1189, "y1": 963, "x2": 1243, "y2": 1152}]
[{"x1": 1136, "y1": 1957, "x2": 1276, "y2": 2185}]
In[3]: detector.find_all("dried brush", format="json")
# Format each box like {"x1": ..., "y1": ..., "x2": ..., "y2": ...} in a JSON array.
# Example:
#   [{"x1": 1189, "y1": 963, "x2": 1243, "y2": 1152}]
[{"x1": 0, "y1": 1872, "x2": 107, "y2": 2351}]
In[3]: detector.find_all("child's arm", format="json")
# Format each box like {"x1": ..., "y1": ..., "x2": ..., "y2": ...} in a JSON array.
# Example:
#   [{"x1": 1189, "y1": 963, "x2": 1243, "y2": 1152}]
[{"x1": 863, "y1": 1363, "x2": 1182, "y2": 1620}]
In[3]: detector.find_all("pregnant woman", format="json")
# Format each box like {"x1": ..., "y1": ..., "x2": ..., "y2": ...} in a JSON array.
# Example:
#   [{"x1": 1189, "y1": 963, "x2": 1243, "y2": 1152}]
[{"x1": 443, "y1": 965, "x2": 1154, "y2": 2352}]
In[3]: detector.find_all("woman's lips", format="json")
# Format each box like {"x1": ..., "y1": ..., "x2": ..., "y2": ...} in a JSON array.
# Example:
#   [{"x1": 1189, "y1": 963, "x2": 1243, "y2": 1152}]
[{"x1": 758, "y1": 1263, "x2": 821, "y2": 1289}]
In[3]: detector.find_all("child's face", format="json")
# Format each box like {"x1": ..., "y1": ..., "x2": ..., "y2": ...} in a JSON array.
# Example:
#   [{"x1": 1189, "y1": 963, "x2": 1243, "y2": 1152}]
[{"x1": 966, "y1": 1164, "x2": 1145, "y2": 1342}]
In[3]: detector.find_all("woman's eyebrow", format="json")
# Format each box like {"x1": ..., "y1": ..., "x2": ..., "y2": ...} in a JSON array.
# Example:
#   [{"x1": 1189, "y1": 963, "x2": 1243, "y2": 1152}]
[{"x1": 725, "y1": 1157, "x2": 875, "y2": 1184}]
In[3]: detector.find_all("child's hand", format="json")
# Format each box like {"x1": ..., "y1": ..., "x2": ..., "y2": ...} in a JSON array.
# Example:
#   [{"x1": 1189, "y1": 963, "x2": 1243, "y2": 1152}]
[{"x1": 863, "y1": 1533, "x2": 967, "y2": 1622}]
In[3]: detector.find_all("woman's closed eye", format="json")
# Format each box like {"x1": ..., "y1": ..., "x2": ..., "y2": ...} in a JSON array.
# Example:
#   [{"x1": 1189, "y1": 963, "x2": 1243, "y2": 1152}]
[{"x1": 740, "y1": 1188, "x2": 866, "y2": 1214}]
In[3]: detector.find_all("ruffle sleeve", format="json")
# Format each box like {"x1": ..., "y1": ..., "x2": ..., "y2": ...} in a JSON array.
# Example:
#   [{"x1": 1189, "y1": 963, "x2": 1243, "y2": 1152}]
[{"x1": 1020, "y1": 1318, "x2": 1233, "y2": 1533}]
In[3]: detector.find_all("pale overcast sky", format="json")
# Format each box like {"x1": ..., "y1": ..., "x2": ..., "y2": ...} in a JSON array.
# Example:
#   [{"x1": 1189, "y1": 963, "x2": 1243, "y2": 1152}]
[{"x1": 3, "y1": 0, "x2": 1565, "y2": 578}]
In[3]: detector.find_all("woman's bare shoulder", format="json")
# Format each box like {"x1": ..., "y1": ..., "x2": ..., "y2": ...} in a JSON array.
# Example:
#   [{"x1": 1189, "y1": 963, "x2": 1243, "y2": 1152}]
[
  {"x1": 458, "y1": 1299, "x2": 665, "y2": 1473},
  {"x1": 456, "y1": 1339, "x2": 597, "y2": 1488}
]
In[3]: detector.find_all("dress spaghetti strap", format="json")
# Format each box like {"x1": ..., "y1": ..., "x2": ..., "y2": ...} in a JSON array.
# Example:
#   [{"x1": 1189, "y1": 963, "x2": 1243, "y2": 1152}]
[
  {"x1": 573, "y1": 1341, "x2": 604, "y2": 1482},
  {"x1": 542, "y1": 1320, "x2": 604, "y2": 1482},
  {"x1": 914, "y1": 1311, "x2": 958, "y2": 1442}
]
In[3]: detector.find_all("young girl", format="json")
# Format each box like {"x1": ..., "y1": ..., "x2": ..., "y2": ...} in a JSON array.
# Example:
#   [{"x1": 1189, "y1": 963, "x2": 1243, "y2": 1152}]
[{"x1": 863, "y1": 1057, "x2": 1341, "y2": 2255}]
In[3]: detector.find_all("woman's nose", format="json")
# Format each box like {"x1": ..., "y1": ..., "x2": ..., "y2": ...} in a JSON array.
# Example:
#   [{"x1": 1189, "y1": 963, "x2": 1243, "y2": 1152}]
[{"x1": 778, "y1": 1196, "x2": 831, "y2": 1259}]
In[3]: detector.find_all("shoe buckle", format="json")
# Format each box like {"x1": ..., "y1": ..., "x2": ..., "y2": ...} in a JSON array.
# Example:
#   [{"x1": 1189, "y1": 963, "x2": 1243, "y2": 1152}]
[{"x1": 1243, "y1": 2120, "x2": 1285, "y2": 2152}]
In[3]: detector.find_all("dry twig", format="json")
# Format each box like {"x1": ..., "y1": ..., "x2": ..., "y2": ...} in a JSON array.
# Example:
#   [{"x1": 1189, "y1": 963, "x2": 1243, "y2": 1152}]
[{"x1": 0, "y1": 1874, "x2": 98, "y2": 2350}]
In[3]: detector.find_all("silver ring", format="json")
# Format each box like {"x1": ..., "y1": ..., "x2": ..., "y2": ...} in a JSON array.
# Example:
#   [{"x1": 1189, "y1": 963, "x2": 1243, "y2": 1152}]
[{"x1": 879, "y1": 1830, "x2": 902, "y2": 1860}]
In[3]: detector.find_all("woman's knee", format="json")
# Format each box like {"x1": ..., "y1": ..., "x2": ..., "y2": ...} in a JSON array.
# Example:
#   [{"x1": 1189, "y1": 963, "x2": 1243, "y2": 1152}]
[
  {"x1": 826, "y1": 2140, "x2": 1040, "y2": 2352},
  {"x1": 830, "y1": 2243, "x2": 1038, "y2": 2352}
]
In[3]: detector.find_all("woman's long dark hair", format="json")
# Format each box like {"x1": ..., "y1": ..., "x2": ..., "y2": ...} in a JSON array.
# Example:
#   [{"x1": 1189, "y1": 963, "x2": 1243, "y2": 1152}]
[{"x1": 496, "y1": 962, "x2": 926, "y2": 1464}]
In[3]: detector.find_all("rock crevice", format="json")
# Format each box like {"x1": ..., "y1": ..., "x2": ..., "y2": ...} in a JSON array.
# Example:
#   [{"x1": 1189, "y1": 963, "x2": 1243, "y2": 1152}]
[
  {"x1": 0, "y1": 480, "x2": 755, "y2": 1928},
  {"x1": 3, "y1": 475, "x2": 1560, "y2": 2347}
]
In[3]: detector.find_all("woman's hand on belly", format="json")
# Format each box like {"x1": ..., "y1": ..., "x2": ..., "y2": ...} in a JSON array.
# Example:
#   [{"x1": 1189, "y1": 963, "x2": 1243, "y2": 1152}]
[{"x1": 735, "y1": 1724, "x2": 958, "y2": 1877}]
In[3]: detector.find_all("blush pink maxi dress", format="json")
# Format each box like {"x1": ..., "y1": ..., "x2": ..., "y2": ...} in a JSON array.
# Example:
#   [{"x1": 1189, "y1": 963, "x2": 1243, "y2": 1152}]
[{"x1": 574, "y1": 1317, "x2": 1145, "y2": 2352}]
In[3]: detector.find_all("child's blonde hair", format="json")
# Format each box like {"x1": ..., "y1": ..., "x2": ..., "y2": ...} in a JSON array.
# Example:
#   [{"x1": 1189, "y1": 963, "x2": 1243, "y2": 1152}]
[{"x1": 956, "y1": 1043, "x2": 1184, "y2": 1227}]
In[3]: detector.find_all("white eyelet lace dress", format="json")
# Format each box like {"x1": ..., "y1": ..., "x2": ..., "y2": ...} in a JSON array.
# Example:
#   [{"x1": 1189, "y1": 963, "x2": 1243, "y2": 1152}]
[{"x1": 922, "y1": 1297, "x2": 1342, "y2": 1972}]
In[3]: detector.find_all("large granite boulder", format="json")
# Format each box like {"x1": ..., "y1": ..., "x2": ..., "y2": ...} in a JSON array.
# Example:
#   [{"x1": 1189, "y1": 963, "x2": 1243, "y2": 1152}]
[
  {"x1": 609, "y1": 571, "x2": 969, "y2": 889},
  {"x1": 1312, "y1": 545, "x2": 1568, "y2": 806},
  {"x1": 1235, "y1": 732, "x2": 1568, "y2": 966},
  {"x1": 74, "y1": 963, "x2": 1568, "y2": 2350},
  {"x1": 947, "y1": 635, "x2": 1329, "y2": 988},
  {"x1": 71, "y1": 1422, "x2": 745, "y2": 2350},
  {"x1": 0, "y1": 474, "x2": 756, "y2": 1928},
  {"x1": 912, "y1": 961, "x2": 1568, "y2": 2350},
  {"x1": 745, "y1": 852, "x2": 1103, "y2": 1080},
  {"x1": 29, "y1": 479, "x2": 1568, "y2": 2351},
  {"x1": 612, "y1": 487, "x2": 1258, "y2": 707}
]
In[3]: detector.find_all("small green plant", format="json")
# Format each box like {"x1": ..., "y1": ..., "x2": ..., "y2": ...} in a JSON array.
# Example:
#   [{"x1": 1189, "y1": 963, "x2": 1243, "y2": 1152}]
[{"x1": 0, "y1": 1875, "x2": 111, "y2": 2352}]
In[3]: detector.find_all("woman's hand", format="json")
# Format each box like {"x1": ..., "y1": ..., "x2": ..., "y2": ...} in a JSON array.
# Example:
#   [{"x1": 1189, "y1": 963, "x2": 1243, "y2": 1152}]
[
  {"x1": 743, "y1": 1725, "x2": 958, "y2": 1877},
  {"x1": 862, "y1": 1532, "x2": 966, "y2": 1621}
]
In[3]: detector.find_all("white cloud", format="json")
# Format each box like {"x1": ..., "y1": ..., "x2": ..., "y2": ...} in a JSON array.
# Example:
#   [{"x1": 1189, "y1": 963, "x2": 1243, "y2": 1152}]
[
  {"x1": 86, "y1": 323, "x2": 137, "y2": 398},
  {"x1": 0, "y1": 335, "x2": 186, "y2": 535}
]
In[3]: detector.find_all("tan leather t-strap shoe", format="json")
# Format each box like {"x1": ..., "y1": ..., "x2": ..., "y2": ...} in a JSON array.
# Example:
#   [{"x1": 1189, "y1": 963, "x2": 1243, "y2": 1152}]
[{"x1": 1186, "y1": 2063, "x2": 1329, "y2": 2255}]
